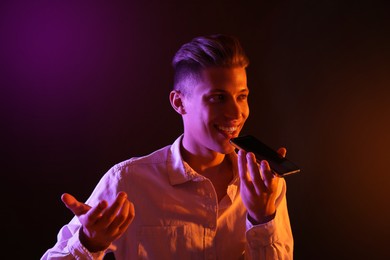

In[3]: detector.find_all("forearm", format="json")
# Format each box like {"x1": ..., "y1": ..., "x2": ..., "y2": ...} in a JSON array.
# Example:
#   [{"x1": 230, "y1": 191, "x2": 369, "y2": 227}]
[{"x1": 41, "y1": 222, "x2": 106, "y2": 260}]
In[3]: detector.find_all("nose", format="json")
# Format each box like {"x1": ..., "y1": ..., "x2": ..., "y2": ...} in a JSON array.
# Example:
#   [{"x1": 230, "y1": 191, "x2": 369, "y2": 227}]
[{"x1": 225, "y1": 98, "x2": 243, "y2": 120}]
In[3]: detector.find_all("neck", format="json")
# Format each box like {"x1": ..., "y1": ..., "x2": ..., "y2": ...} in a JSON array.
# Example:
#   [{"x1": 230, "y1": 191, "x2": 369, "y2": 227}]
[
  {"x1": 180, "y1": 143, "x2": 226, "y2": 174},
  {"x1": 180, "y1": 141, "x2": 234, "y2": 202}
]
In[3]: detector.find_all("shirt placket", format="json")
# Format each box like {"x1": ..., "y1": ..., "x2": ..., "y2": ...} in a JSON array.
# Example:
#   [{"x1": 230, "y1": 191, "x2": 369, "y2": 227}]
[{"x1": 202, "y1": 179, "x2": 218, "y2": 260}]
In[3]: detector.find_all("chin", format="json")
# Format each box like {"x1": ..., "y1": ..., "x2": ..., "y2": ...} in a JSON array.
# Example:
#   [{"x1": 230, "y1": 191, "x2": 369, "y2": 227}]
[{"x1": 210, "y1": 133, "x2": 236, "y2": 154}]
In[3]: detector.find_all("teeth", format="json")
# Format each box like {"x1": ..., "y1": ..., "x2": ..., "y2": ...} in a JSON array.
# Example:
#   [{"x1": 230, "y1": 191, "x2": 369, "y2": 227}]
[{"x1": 218, "y1": 126, "x2": 238, "y2": 133}]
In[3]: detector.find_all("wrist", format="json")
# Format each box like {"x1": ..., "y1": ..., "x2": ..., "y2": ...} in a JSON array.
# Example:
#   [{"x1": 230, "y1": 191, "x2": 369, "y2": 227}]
[
  {"x1": 248, "y1": 211, "x2": 276, "y2": 225},
  {"x1": 79, "y1": 227, "x2": 109, "y2": 253}
]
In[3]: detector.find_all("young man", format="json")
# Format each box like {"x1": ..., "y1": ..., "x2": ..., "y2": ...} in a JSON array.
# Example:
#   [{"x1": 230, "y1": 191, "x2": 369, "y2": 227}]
[{"x1": 42, "y1": 34, "x2": 293, "y2": 259}]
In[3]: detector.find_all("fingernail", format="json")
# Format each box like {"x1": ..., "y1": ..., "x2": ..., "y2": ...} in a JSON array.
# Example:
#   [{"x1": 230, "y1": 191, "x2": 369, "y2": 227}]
[
  {"x1": 99, "y1": 200, "x2": 108, "y2": 208},
  {"x1": 119, "y1": 192, "x2": 127, "y2": 199}
]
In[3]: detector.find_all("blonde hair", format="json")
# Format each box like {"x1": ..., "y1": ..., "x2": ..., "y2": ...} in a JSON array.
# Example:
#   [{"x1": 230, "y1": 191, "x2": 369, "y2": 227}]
[{"x1": 172, "y1": 34, "x2": 249, "y2": 94}]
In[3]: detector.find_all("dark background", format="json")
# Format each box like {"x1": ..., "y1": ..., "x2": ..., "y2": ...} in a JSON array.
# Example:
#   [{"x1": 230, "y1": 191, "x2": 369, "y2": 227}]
[{"x1": 1, "y1": 0, "x2": 389, "y2": 259}]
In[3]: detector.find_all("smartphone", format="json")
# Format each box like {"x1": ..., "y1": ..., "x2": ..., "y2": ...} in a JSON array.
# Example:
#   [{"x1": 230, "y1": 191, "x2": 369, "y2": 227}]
[{"x1": 230, "y1": 135, "x2": 300, "y2": 177}]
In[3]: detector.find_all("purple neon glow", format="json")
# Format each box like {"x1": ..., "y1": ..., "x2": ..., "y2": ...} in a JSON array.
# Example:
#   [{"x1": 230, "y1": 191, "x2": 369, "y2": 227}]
[
  {"x1": 1, "y1": 2, "x2": 138, "y2": 85},
  {"x1": 1, "y1": 1, "x2": 178, "y2": 169},
  {"x1": 0, "y1": 1, "x2": 153, "y2": 135}
]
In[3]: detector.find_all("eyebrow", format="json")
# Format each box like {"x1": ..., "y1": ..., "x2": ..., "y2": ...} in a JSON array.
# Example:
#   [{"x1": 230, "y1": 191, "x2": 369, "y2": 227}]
[{"x1": 208, "y1": 88, "x2": 249, "y2": 93}]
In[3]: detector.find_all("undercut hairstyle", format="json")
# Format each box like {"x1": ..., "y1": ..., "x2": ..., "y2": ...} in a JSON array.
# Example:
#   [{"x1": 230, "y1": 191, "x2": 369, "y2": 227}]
[{"x1": 172, "y1": 34, "x2": 249, "y2": 95}]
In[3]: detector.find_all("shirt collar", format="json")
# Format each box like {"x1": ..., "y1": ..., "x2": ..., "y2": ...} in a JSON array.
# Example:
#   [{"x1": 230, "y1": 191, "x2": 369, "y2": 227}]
[{"x1": 167, "y1": 135, "x2": 194, "y2": 185}]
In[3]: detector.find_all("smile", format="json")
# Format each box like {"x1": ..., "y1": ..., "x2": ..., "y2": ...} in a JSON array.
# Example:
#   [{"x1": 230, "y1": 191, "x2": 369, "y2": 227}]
[{"x1": 217, "y1": 125, "x2": 239, "y2": 135}]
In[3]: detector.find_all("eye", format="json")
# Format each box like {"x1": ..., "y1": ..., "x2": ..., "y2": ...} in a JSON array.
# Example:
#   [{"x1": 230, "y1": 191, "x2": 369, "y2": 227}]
[
  {"x1": 238, "y1": 94, "x2": 248, "y2": 101},
  {"x1": 209, "y1": 94, "x2": 225, "y2": 103}
]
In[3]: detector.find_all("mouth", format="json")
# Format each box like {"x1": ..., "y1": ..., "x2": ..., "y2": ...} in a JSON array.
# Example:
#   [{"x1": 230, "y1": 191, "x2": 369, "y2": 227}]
[{"x1": 216, "y1": 125, "x2": 240, "y2": 138}]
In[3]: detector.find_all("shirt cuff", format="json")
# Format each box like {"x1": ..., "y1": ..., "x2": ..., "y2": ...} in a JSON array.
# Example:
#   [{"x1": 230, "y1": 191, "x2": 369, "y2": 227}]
[
  {"x1": 246, "y1": 214, "x2": 278, "y2": 248},
  {"x1": 68, "y1": 229, "x2": 107, "y2": 260}
]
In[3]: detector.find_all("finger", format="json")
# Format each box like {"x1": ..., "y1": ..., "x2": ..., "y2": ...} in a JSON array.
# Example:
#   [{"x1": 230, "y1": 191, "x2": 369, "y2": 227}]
[
  {"x1": 246, "y1": 152, "x2": 266, "y2": 194},
  {"x1": 109, "y1": 202, "x2": 135, "y2": 241},
  {"x1": 99, "y1": 192, "x2": 128, "y2": 228},
  {"x1": 107, "y1": 199, "x2": 129, "y2": 231},
  {"x1": 83, "y1": 200, "x2": 109, "y2": 226},
  {"x1": 277, "y1": 147, "x2": 287, "y2": 158},
  {"x1": 260, "y1": 160, "x2": 275, "y2": 188},
  {"x1": 118, "y1": 201, "x2": 135, "y2": 231},
  {"x1": 107, "y1": 199, "x2": 134, "y2": 235},
  {"x1": 237, "y1": 150, "x2": 250, "y2": 183},
  {"x1": 61, "y1": 193, "x2": 91, "y2": 216}
]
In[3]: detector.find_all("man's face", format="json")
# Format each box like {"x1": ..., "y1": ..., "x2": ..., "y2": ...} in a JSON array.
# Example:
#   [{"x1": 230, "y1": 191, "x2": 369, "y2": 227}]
[{"x1": 181, "y1": 66, "x2": 249, "y2": 155}]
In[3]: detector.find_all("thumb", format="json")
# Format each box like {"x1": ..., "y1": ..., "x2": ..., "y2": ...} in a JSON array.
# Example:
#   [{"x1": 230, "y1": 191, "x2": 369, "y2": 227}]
[
  {"x1": 61, "y1": 193, "x2": 91, "y2": 216},
  {"x1": 277, "y1": 147, "x2": 287, "y2": 158}
]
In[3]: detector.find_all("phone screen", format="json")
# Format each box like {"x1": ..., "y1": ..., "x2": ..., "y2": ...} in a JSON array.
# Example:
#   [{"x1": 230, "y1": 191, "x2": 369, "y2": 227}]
[{"x1": 230, "y1": 135, "x2": 300, "y2": 177}]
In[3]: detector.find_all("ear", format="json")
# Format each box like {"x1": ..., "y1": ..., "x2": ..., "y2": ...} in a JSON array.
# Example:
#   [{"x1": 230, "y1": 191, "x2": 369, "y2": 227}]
[{"x1": 169, "y1": 90, "x2": 186, "y2": 115}]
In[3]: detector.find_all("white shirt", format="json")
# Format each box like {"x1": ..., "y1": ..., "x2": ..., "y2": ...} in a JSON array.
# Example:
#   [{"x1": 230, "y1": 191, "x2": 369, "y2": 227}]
[{"x1": 42, "y1": 135, "x2": 293, "y2": 259}]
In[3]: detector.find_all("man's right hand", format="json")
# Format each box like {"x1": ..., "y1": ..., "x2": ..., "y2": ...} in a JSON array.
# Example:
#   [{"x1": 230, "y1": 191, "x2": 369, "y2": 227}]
[{"x1": 61, "y1": 192, "x2": 135, "y2": 252}]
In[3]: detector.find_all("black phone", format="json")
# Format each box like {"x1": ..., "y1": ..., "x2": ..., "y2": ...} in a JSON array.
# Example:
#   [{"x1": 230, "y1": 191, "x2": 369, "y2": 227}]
[{"x1": 230, "y1": 135, "x2": 300, "y2": 177}]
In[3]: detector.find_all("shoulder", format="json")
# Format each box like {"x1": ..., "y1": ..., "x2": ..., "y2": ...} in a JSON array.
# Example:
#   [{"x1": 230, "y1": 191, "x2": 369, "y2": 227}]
[{"x1": 110, "y1": 144, "x2": 172, "y2": 179}]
